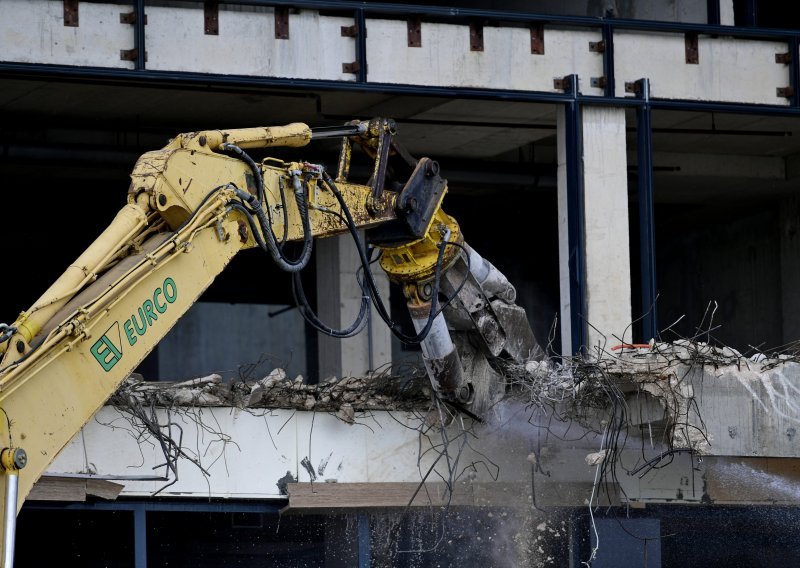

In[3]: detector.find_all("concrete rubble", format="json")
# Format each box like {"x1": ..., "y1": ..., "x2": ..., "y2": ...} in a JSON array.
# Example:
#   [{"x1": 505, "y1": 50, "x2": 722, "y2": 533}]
[
  {"x1": 112, "y1": 368, "x2": 433, "y2": 419},
  {"x1": 113, "y1": 340, "x2": 800, "y2": 456}
]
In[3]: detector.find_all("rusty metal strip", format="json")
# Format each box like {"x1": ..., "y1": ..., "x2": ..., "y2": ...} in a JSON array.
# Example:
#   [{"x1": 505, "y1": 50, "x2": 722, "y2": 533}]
[
  {"x1": 120, "y1": 12, "x2": 147, "y2": 25},
  {"x1": 407, "y1": 17, "x2": 422, "y2": 47},
  {"x1": 588, "y1": 40, "x2": 605, "y2": 53},
  {"x1": 340, "y1": 24, "x2": 358, "y2": 38},
  {"x1": 204, "y1": 1, "x2": 219, "y2": 36},
  {"x1": 530, "y1": 23, "x2": 544, "y2": 55},
  {"x1": 685, "y1": 32, "x2": 699, "y2": 64},
  {"x1": 778, "y1": 86, "x2": 794, "y2": 98},
  {"x1": 275, "y1": 7, "x2": 290, "y2": 40},
  {"x1": 469, "y1": 23, "x2": 484, "y2": 52},
  {"x1": 776, "y1": 52, "x2": 792, "y2": 64},
  {"x1": 342, "y1": 61, "x2": 360, "y2": 74},
  {"x1": 64, "y1": 0, "x2": 78, "y2": 27}
]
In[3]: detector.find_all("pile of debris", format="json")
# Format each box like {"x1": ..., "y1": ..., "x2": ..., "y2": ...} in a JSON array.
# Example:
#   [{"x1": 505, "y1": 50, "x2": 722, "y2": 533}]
[{"x1": 111, "y1": 368, "x2": 433, "y2": 423}]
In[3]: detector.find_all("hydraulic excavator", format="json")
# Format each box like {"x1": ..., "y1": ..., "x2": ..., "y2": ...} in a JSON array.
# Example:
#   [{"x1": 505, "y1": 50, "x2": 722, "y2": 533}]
[{"x1": 0, "y1": 118, "x2": 540, "y2": 565}]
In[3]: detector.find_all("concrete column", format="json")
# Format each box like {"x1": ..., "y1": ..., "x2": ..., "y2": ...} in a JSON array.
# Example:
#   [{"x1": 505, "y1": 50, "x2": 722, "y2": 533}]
[
  {"x1": 557, "y1": 106, "x2": 632, "y2": 354},
  {"x1": 316, "y1": 233, "x2": 392, "y2": 380}
]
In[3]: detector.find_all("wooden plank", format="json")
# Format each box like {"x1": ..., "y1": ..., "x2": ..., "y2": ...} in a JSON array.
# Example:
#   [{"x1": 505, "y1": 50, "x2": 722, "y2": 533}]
[
  {"x1": 286, "y1": 481, "x2": 534, "y2": 512},
  {"x1": 28, "y1": 476, "x2": 124, "y2": 502},
  {"x1": 86, "y1": 479, "x2": 124, "y2": 500},
  {"x1": 27, "y1": 477, "x2": 86, "y2": 502}
]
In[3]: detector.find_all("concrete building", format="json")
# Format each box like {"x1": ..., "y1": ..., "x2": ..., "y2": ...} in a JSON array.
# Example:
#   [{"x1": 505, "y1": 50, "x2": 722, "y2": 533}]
[{"x1": 3, "y1": 0, "x2": 800, "y2": 566}]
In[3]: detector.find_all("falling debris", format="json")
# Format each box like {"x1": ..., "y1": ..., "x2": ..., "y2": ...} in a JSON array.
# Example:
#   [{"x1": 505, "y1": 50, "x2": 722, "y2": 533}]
[{"x1": 585, "y1": 450, "x2": 607, "y2": 467}]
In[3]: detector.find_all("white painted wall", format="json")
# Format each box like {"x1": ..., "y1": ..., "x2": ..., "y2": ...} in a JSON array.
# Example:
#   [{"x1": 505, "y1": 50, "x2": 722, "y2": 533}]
[
  {"x1": 366, "y1": 19, "x2": 605, "y2": 96},
  {"x1": 146, "y1": 6, "x2": 356, "y2": 81},
  {"x1": 615, "y1": 31, "x2": 791, "y2": 105},
  {"x1": 0, "y1": 0, "x2": 134, "y2": 69},
  {"x1": 0, "y1": 1, "x2": 792, "y2": 106},
  {"x1": 47, "y1": 405, "x2": 531, "y2": 499}
]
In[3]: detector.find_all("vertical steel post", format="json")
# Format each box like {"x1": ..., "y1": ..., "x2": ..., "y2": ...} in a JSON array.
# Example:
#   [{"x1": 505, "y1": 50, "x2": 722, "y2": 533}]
[
  {"x1": 355, "y1": 9, "x2": 367, "y2": 83},
  {"x1": 564, "y1": 74, "x2": 586, "y2": 354},
  {"x1": 134, "y1": 0, "x2": 146, "y2": 70},
  {"x1": 743, "y1": 0, "x2": 757, "y2": 26},
  {"x1": 357, "y1": 513, "x2": 370, "y2": 568},
  {"x1": 636, "y1": 78, "x2": 657, "y2": 341},
  {"x1": 790, "y1": 37, "x2": 800, "y2": 109},
  {"x1": 601, "y1": 24, "x2": 615, "y2": 98},
  {"x1": 706, "y1": 0, "x2": 721, "y2": 25},
  {"x1": 133, "y1": 504, "x2": 147, "y2": 568}
]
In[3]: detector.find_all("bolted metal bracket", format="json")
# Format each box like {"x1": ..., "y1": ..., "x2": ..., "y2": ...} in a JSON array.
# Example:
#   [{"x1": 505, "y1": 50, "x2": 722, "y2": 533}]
[
  {"x1": 778, "y1": 86, "x2": 795, "y2": 98},
  {"x1": 553, "y1": 76, "x2": 573, "y2": 91},
  {"x1": 469, "y1": 23, "x2": 484, "y2": 52},
  {"x1": 591, "y1": 76, "x2": 607, "y2": 89},
  {"x1": 589, "y1": 40, "x2": 605, "y2": 53},
  {"x1": 342, "y1": 61, "x2": 361, "y2": 74},
  {"x1": 275, "y1": 7, "x2": 290, "y2": 39},
  {"x1": 530, "y1": 23, "x2": 544, "y2": 54},
  {"x1": 340, "y1": 24, "x2": 358, "y2": 38},
  {"x1": 776, "y1": 52, "x2": 792, "y2": 64},
  {"x1": 204, "y1": 1, "x2": 219, "y2": 35},
  {"x1": 625, "y1": 81, "x2": 640, "y2": 94},
  {"x1": 407, "y1": 16, "x2": 422, "y2": 47},
  {"x1": 120, "y1": 11, "x2": 147, "y2": 25},
  {"x1": 64, "y1": 0, "x2": 78, "y2": 27},
  {"x1": 685, "y1": 32, "x2": 699, "y2": 64},
  {"x1": 120, "y1": 48, "x2": 147, "y2": 62}
]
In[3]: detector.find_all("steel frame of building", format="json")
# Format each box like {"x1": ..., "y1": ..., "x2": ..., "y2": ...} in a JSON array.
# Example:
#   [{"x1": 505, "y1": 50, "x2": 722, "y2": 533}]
[{"x1": 1, "y1": 0, "x2": 796, "y2": 345}]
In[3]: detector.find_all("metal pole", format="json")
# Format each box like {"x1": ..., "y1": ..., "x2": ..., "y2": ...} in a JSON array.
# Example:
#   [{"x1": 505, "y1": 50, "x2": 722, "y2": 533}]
[
  {"x1": 357, "y1": 513, "x2": 370, "y2": 568},
  {"x1": 2, "y1": 473, "x2": 18, "y2": 568},
  {"x1": 636, "y1": 78, "x2": 658, "y2": 341},
  {"x1": 135, "y1": 0, "x2": 146, "y2": 70},
  {"x1": 564, "y1": 74, "x2": 586, "y2": 355}
]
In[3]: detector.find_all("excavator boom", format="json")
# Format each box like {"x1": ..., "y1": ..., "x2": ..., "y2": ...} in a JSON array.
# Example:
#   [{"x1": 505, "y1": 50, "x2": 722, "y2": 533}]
[{"x1": 0, "y1": 119, "x2": 540, "y2": 565}]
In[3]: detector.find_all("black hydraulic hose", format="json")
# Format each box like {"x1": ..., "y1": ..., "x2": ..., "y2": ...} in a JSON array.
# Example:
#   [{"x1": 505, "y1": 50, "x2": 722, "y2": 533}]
[
  {"x1": 226, "y1": 159, "x2": 312, "y2": 272},
  {"x1": 292, "y1": 272, "x2": 369, "y2": 338},
  {"x1": 320, "y1": 172, "x2": 448, "y2": 345}
]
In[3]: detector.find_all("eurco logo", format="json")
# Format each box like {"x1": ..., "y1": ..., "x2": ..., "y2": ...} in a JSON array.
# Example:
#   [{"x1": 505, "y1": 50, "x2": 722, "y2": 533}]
[{"x1": 90, "y1": 277, "x2": 178, "y2": 372}]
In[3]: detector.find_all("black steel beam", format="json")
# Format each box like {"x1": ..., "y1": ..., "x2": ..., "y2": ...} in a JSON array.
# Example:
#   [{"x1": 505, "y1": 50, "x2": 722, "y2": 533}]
[
  {"x1": 564, "y1": 74, "x2": 586, "y2": 355},
  {"x1": 635, "y1": 78, "x2": 658, "y2": 342},
  {"x1": 6, "y1": 61, "x2": 800, "y2": 118}
]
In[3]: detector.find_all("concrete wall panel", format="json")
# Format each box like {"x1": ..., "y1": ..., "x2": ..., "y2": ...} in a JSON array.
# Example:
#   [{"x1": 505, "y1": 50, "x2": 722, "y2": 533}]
[
  {"x1": 366, "y1": 19, "x2": 605, "y2": 96},
  {"x1": 145, "y1": 6, "x2": 356, "y2": 81},
  {"x1": 0, "y1": 0, "x2": 134, "y2": 69},
  {"x1": 614, "y1": 31, "x2": 790, "y2": 105}
]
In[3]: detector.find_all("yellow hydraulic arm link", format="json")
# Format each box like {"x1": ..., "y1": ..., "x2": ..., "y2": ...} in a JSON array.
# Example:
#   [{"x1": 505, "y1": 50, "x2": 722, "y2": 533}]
[{"x1": 0, "y1": 120, "x2": 432, "y2": 566}]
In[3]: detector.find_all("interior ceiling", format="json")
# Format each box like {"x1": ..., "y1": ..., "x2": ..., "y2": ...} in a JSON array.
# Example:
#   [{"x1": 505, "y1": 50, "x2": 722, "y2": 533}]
[{"x1": 2, "y1": 77, "x2": 800, "y2": 200}]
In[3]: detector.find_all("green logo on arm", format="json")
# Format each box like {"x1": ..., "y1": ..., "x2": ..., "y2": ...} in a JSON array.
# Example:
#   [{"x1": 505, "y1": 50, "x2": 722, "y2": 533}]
[
  {"x1": 90, "y1": 277, "x2": 178, "y2": 372},
  {"x1": 90, "y1": 322, "x2": 123, "y2": 372}
]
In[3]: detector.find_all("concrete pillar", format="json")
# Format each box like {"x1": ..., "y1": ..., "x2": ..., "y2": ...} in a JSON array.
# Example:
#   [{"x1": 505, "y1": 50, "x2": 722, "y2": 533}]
[
  {"x1": 316, "y1": 233, "x2": 392, "y2": 380},
  {"x1": 557, "y1": 106, "x2": 632, "y2": 354}
]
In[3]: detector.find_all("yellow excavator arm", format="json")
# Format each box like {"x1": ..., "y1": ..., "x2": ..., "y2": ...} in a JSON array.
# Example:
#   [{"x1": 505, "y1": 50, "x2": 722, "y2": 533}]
[{"x1": 0, "y1": 119, "x2": 540, "y2": 566}]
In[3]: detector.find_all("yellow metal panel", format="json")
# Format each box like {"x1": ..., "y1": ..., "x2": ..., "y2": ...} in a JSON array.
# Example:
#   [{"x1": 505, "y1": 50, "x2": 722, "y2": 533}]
[{"x1": 0, "y1": 218, "x2": 242, "y2": 529}]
